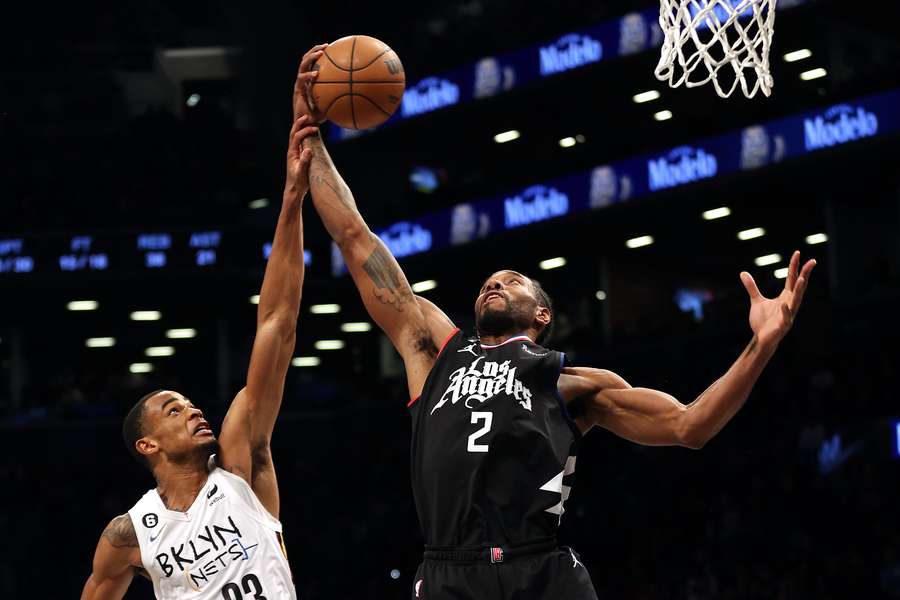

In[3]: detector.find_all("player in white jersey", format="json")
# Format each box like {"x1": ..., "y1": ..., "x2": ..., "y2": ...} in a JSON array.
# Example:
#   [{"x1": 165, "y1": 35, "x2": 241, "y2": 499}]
[{"x1": 80, "y1": 61, "x2": 322, "y2": 600}]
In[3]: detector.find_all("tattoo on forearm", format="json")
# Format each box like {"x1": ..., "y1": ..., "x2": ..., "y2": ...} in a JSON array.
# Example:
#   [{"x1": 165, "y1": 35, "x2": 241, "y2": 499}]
[
  {"x1": 362, "y1": 235, "x2": 413, "y2": 312},
  {"x1": 102, "y1": 514, "x2": 138, "y2": 548}
]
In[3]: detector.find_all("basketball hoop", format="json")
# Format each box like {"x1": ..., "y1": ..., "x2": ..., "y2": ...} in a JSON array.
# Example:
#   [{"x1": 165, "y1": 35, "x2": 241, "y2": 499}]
[{"x1": 655, "y1": 0, "x2": 777, "y2": 98}]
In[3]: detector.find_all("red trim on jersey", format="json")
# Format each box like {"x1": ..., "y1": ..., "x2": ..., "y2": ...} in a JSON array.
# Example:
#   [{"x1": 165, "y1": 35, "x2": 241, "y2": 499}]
[{"x1": 407, "y1": 328, "x2": 459, "y2": 408}]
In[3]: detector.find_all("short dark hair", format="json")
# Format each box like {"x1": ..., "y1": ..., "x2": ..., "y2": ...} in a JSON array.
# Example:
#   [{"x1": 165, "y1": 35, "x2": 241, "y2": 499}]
[
  {"x1": 122, "y1": 390, "x2": 163, "y2": 466},
  {"x1": 530, "y1": 277, "x2": 554, "y2": 346}
]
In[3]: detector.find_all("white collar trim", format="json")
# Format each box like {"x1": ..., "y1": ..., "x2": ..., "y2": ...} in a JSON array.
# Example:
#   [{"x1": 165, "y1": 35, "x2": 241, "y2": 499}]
[{"x1": 480, "y1": 335, "x2": 533, "y2": 349}]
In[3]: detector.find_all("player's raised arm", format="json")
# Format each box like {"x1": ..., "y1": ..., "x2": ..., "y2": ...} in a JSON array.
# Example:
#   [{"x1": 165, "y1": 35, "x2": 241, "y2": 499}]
[
  {"x1": 293, "y1": 46, "x2": 455, "y2": 398},
  {"x1": 560, "y1": 251, "x2": 816, "y2": 448},
  {"x1": 80, "y1": 515, "x2": 140, "y2": 600},
  {"x1": 216, "y1": 115, "x2": 317, "y2": 518}
]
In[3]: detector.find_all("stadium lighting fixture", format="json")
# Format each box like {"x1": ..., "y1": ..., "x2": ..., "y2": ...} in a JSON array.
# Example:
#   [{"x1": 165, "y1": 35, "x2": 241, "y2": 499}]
[
  {"x1": 805, "y1": 233, "x2": 828, "y2": 245},
  {"x1": 702, "y1": 207, "x2": 731, "y2": 220},
  {"x1": 412, "y1": 280, "x2": 438, "y2": 293},
  {"x1": 800, "y1": 68, "x2": 827, "y2": 81},
  {"x1": 130, "y1": 310, "x2": 161, "y2": 321},
  {"x1": 783, "y1": 49, "x2": 812, "y2": 63},
  {"x1": 310, "y1": 304, "x2": 341, "y2": 314},
  {"x1": 67, "y1": 300, "x2": 99, "y2": 311},
  {"x1": 493, "y1": 130, "x2": 521, "y2": 144},
  {"x1": 755, "y1": 253, "x2": 782, "y2": 267},
  {"x1": 653, "y1": 110, "x2": 673, "y2": 122},
  {"x1": 626, "y1": 235, "x2": 654, "y2": 249},
  {"x1": 738, "y1": 227, "x2": 766, "y2": 241},
  {"x1": 595, "y1": 290, "x2": 607, "y2": 301},
  {"x1": 292, "y1": 357, "x2": 321, "y2": 367},
  {"x1": 85, "y1": 337, "x2": 116, "y2": 348},
  {"x1": 248, "y1": 198, "x2": 269, "y2": 210},
  {"x1": 249, "y1": 295, "x2": 260, "y2": 305},
  {"x1": 633, "y1": 90, "x2": 661, "y2": 104},
  {"x1": 539, "y1": 257, "x2": 567, "y2": 270},
  {"x1": 559, "y1": 137, "x2": 576, "y2": 148},
  {"x1": 314, "y1": 340, "x2": 345, "y2": 351},
  {"x1": 341, "y1": 322, "x2": 372, "y2": 333},
  {"x1": 145, "y1": 346, "x2": 175, "y2": 357},
  {"x1": 186, "y1": 93, "x2": 201, "y2": 107},
  {"x1": 129, "y1": 363, "x2": 154, "y2": 374},
  {"x1": 166, "y1": 328, "x2": 197, "y2": 339},
  {"x1": 774, "y1": 267, "x2": 790, "y2": 279}
]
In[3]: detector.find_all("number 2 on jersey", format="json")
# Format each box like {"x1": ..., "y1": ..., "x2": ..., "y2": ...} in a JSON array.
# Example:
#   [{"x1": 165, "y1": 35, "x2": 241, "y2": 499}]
[{"x1": 467, "y1": 411, "x2": 493, "y2": 453}]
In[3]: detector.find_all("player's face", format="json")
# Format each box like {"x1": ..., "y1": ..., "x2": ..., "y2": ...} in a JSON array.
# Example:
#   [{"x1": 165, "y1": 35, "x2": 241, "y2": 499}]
[
  {"x1": 474, "y1": 270, "x2": 539, "y2": 337},
  {"x1": 141, "y1": 391, "x2": 217, "y2": 464}
]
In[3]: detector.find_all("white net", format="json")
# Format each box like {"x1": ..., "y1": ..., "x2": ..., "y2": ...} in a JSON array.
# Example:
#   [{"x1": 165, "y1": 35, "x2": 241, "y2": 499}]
[{"x1": 655, "y1": 0, "x2": 778, "y2": 98}]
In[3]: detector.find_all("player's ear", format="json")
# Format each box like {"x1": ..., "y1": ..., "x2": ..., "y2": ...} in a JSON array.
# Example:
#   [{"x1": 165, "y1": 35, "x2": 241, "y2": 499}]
[
  {"x1": 136, "y1": 436, "x2": 159, "y2": 459},
  {"x1": 534, "y1": 306, "x2": 551, "y2": 328}
]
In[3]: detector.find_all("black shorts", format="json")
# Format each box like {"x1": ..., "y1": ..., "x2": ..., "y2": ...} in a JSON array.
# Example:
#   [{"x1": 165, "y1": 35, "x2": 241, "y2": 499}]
[{"x1": 410, "y1": 546, "x2": 598, "y2": 600}]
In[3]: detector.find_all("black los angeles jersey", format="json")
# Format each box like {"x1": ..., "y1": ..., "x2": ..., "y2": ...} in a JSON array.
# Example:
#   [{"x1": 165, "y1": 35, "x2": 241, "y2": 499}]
[{"x1": 409, "y1": 329, "x2": 581, "y2": 549}]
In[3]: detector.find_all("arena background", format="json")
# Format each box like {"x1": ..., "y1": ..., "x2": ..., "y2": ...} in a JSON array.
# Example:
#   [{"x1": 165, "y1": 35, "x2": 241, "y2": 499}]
[{"x1": 2, "y1": 0, "x2": 900, "y2": 597}]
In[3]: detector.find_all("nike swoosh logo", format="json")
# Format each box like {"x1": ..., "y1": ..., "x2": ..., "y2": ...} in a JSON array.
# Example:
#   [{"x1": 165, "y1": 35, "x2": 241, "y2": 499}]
[
  {"x1": 149, "y1": 524, "x2": 166, "y2": 543},
  {"x1": 206, "y1": 484, "x2": 218, "y2": 499}
]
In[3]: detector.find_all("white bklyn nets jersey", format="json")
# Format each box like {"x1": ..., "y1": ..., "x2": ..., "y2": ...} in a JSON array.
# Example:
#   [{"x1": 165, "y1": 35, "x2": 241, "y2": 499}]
[{"x1": 127, "y1": 456, "x2": 296, "y2": 599}]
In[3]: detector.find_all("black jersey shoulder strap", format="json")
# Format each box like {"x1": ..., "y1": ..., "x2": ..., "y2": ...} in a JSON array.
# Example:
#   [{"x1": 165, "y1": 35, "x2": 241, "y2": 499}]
[{"x1": 407, "y1": 327, "x2": 463, "y2": 408}]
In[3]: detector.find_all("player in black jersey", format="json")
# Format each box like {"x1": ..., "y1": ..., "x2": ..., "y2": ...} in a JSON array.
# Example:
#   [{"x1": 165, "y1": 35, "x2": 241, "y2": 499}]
[{"x1": 295, "y1": 44, "x2": 817, "y2": 600}]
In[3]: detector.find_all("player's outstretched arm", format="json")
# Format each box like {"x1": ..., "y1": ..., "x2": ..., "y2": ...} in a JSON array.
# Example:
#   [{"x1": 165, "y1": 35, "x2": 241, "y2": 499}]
[
  {"x1": 560, "y1": 251, "x2": 816, "y2": 448},
  {"x1": 216, "y1": 115, "x2": 317, "y2": 519},
  {"x1": 80, "y1": 515, "x2": 139, "y2": 600},
  {"x1": 293, "y1": 46, "x2": 456, "y2": 398}
]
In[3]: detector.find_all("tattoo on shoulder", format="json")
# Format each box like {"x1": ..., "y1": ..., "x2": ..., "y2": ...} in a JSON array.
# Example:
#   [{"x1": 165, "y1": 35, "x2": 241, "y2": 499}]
[
  {"x1": 362, "y1": 235, "x2": 413, "y2": 313},
  {"x1": 102, "y1": 514, "x2": 138, "y2": 548}
]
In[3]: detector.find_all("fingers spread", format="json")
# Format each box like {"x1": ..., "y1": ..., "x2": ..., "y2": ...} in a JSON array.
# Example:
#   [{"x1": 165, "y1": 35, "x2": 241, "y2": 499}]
[
  {"x1": 786, "y1": 250, "x2": 800, "y2": 291},
  {"x1": 300, "y1": 48, "x2": 326, "y2": 74},
  {"x1": 790, "y1": 276, "x2": 807, "y2": 313},
  {"x1": 740, "y1": 271, "x2": 762, "y2": 301}
]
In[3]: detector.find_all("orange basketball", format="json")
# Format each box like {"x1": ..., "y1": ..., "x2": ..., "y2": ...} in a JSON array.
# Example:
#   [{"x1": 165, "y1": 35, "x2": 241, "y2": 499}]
[{"x1": 311, "y1": 35, "x2": 406, "y2": 130}]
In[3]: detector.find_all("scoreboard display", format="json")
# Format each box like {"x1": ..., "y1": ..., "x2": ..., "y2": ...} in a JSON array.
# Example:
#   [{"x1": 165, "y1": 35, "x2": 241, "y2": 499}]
[{"x1": 0, "y1": 230, "x2": 312, "y2": 280}]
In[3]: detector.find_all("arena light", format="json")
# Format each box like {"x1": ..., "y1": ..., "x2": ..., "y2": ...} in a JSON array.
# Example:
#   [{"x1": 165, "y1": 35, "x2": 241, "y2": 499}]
[
  {"x1": 653, "y1": 110, "x2": 673, "y2": 122},
  {"x1": 292, "y1": 356, "x2": 320, "y2": 367},
  {"x1": 67, "y1": 300, "x2": 99, "y2": 311},
  {"x1": 800, "y1": 68, "x2": 827, "y2": 81},
  {"x1": 411, "y1": 280, "x2": 438, "y2": 293},
  {"x1": 805, "y1": 233, "x2": 828, "y2": 245},
  {"x1": 341, "y1": 322, "x2": 372, "y2": 333},
  {"x1": 774, "y1": 267, "x2": 790, "y2": 279},
  {"x1": 130, "y1": 310, "x2": 162, "y2": 321},
  {"x1": 559, "y1": 137, "x2": 576, "y2": 148},
  {"x1": 86, "y1": 337, "x2": 116, "y2": 348},
  {"x1": 145, "y1": 346, "x2": 175, "y2": 358},
  {"x1": 783, "y1": 49, "x2": 812, "y2": 63},
  {"x1": 633, "y1": 90, "x2": 661, "y2": 104},
  {"x1": 248, "y1": 198, "x2": 269, "y2": 210},
  {"x1": 595, "y1": 290, "x2": 607, "y2": 301},
  {"x1": 249, "y1": 295, "x2": 260, "y2": 305},
  {"x1": 129, "y1": 363, "x2": 154, "y2": 374},
  {"x1": 493, "y1": 130, "x2": 521, "y2": 144},
  {"x1": 314, "y1": 340, "x2": 345, "y2": 351},
  {"x1": 539, "y1": 257, "x2": 567, "y2": 270},
  {"x1": 702, "y1": 207, "x2": 731, "y2": 220},
  {"x1": 626, "y1": 235, "x2": 654, "y2": 249},
  {"x1": 186, "y1": 93, "x2": 201, "y2": 107},
  {"x1": 309, "y1": 304, "x2": 341, "y2": 314},
  {"x1": 738, "y1": 227, "x2": 766, "y2": 241},
  {"x1": 754, "y1": 253, "x2": 782, "y2": 267},
  {"x1": 166, "y1": 328, "x2": 197, "y2": 339}
]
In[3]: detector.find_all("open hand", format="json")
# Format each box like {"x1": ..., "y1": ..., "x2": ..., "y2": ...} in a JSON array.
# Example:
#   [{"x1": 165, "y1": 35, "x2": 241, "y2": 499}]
[
  {"x1": 293, "y1": 43, "x2": 328, "y2": 123},
  {"x1": 284, "y1": 115, "x2": 318, "y2": 199},
  {"x1": 740, "y1": 250, "x2": 816, "y2": 349}
]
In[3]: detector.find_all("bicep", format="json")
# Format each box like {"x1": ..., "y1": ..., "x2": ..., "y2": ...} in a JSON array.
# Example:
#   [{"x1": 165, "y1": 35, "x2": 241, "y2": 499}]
[
  {"x1": 216, "y1": 388, "x2": 253, "y2": 482},
  {"x1": 82, "y1": 519, "x2": 137, "y2": 600},
  {"x1": 591, "y1": 387, "x2": 688, "y2": 446}
]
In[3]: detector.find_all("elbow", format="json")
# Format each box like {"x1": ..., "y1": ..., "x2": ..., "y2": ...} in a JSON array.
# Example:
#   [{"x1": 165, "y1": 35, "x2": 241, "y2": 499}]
[
  {"x1": 334, "y1": 221, "x2": 369, "y2": 250},
  {"x1": 677, "y1": 415, "x2": 708, "y2": 450},
  {"x1": 257, "y1": 313, "x2": 298, "y2": 343}
]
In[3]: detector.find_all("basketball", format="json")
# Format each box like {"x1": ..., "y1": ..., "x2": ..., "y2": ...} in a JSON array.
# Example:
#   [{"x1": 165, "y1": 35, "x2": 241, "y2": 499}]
[{"x1": 311, "y1": 35, "x2": 406, "y2": 130}]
